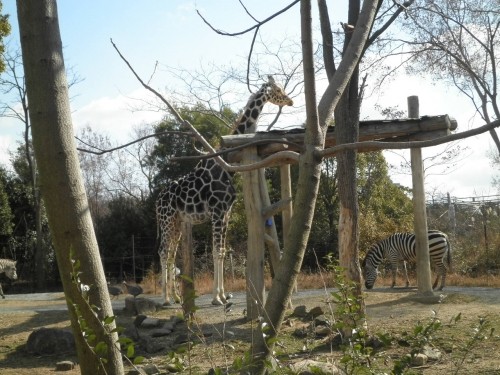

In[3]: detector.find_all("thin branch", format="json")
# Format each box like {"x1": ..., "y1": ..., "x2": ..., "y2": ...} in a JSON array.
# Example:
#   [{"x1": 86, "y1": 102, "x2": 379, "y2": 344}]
[
  {"x1": 76, "y1": 131, "x2": 192, "y2": 155},
  {"x1": 196, "y1": 1, "x2": 300, "y2": 37}
]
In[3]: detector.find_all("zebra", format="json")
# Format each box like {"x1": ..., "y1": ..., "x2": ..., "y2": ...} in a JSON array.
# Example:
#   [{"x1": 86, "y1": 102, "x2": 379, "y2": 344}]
[
  {"x1": 362, "y1": 230, "x2": 451, "y2": 291},
  {"x1": 0, "y1": 259, "x2": 18, "y2": 299}
]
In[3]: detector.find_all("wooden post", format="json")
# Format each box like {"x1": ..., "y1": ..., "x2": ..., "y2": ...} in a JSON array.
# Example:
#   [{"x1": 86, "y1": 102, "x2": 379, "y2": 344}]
[
  {"x1": 408, "y1": 96, "x2": 433, "y2": 295},
  {"x1": 242, "y1": 146, "x2": 266, "y2": 320},
  {"x1": 180, "y1": 221, "x2": 196, "y2": 317},
  {"x1": 280, "y1": 164, "x2": 297, "y2": 293},
  {"x1": 259, "y1": 168, "x2": 281, "y2": 274}
]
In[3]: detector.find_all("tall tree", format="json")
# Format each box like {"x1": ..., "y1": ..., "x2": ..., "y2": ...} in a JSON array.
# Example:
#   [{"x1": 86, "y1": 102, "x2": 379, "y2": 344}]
[
  {"x1": 17, "y1": 1, "x2": 124, "y2": 374},
  {"x1": 0, "y1": 0, "x2": 10, "y2": 73},
  {"x1": 0, "y1": 168, "x2": 13, "y2": 241},
  {"x1": 402, "y1": 0, "x2": 500, "y2": 154},
  {"x1": 250, "y1": 0, "x2": 379, "y2": 372}
]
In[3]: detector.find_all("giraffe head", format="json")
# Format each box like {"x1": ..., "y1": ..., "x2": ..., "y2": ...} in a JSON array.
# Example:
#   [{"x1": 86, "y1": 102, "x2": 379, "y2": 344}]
[
  {"x1": 233, "y1": 76, "x2": 293, "y2": 134},
  {"x1": 264, "y1": 76, "x2": 294, "y2": 107}
]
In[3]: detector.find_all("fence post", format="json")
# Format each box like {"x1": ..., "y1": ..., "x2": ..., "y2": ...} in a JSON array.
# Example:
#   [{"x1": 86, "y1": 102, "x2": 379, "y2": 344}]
[{"x1": 408, "y1": 96, "x2": 433, "y2": 295}]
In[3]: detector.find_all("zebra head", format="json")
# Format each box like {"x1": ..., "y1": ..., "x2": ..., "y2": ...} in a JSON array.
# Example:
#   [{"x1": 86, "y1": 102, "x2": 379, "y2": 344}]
[
  {"x1": 4, "y1": 261, "x2": 17, "y2": 280},
  {"x1": 362, "y1": 252, "x2": 378, "y2": 290}
]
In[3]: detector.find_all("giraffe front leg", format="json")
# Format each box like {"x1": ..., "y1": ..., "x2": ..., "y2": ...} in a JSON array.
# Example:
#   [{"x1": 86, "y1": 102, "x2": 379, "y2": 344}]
[
  {"x1": 168, "y1": 261, "x2": 181, "y2": 304},
  {"x1": 212, "y1": 249, "x2": 226, "y2": 305},
  {"x1": 159, "y1": 252, "x2": 171, "y2": 306}
]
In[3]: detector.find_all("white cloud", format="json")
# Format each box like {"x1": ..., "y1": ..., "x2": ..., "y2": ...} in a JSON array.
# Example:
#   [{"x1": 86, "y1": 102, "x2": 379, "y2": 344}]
[{"x1": 72, "y1": 89, "x2": 165, "y2": 143}]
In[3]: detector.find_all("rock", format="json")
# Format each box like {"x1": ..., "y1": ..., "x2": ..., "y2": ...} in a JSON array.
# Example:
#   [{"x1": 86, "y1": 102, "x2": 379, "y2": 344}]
[
  {"x1": 124, "y1": 297, "x2": 163, "y2": 315},
  {"x1": 411, "y1": 353, "x2": 428, "y2": 366},
  {"x1": 122, "y1": 325, "x2": 140, "y2": 341},
  {"x1": 292, "y1": 327, "x2": 309, "y2": 338},
  {"x1": 55, "y1": 361, "x2": 75, "y2": 371},
  {"x1": 139, "y1": 336, "x2": 164, "y2": 353},
  {"x1": 314, "y1": 325, "x2": 332, "y2": 337},
  {"x1": 142, "y1": 364, "x2": 161, "y2": 374},
  {"x1": 140, "y1": 317, "x2": 162, "y2": 328},
  {"x1": 422, "y1": 345, "x2": 442, "y2": 361},
  {"x1": 151, "y1": 328, "x2": 172, "y2": 337},
  {"x1": 26, "y1": 328, "x2": 75, "y2": 356},
  {"x1": 292, "y1": 305, "x2": 308, "y2": 318},
  {"x1": 289, "y1": 359, "x2": 345, "y2": 374},
  {"x1": 313, "y1": 314, "x2": 330, "y2": 326},
  {"x1": 308, "y1": 306, "x2": 325, "y2": 318}
]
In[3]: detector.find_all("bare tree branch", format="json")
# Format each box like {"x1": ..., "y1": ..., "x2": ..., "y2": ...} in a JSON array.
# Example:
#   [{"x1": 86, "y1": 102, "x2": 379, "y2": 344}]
[{"x1": 196, "y1": 1, "x2": 300, "y2": 37}]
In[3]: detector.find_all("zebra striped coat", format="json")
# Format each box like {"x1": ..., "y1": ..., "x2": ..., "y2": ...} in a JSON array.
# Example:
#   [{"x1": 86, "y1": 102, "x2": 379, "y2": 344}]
[
  {"x1": 361, "y1": 231, "x2": 451, "y2": 290},
  {"x1": 0, "y1": 259, "x2": 18, "y2": 299}
]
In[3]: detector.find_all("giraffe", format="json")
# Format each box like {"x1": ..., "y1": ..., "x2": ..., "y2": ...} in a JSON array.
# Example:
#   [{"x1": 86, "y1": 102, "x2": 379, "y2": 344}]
[{"x1": 156, "y1": 76, "x2": 294, "y2": 305}]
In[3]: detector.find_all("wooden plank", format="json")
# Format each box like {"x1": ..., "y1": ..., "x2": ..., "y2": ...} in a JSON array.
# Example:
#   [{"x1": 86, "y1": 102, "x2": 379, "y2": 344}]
[{"x1": 222, "y1": 115, "x2": 457, "y2": 160}]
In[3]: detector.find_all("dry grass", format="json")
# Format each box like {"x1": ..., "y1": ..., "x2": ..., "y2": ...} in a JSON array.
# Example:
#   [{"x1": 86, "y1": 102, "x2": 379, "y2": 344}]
[{"x1": 140, "y1": 269, "x2": 500, "y2": 297}]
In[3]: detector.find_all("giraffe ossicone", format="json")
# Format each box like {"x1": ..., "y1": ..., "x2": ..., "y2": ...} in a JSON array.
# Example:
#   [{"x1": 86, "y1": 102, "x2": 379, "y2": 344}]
[{"x1": 156, "y1": 76, "x2": 293, "y2": 306}]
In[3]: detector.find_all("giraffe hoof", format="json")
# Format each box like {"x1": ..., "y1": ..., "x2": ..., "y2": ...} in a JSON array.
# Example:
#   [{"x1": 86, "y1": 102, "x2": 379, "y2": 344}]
[
  {"x1": 163, "y1": 301, "x2": 172, "y2": 307},
  {"x1": 211, "y1": 299, "x2": 224, "y2": 306}
]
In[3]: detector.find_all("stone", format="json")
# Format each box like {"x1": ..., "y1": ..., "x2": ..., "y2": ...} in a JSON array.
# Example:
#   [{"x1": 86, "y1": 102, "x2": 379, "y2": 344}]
[
  {"x1": 26, "y1": 328, "x2": 75, "y2": 356},
  {"x1": 308, "y1": 306, "x2": 325, "y2": 318},
  {"x1": 313, "y1": 314, "x2": 330, "y2": 326},
  {"x1": 140, "y1": 317, "x2": 162, "y2": 328},
  {"x1": 314, "y1": 325, "x2": 332, "y2": 337},
  {"x1": 151, "y1": 328, "x2": 172, "y2": 337},
  {"x1": 289, "y1": 359, "x2": 345, "y2": 374},
  {"x1": 124, "y1": 297, "x2": 163, "y2": 315},
  {"x1": 292, "y1": 305, "x2": 308, "y2": 318},
  {"x1": 423, "y1": 345, "x2": 442, "y2": 361},
  {"x1": 142, "y1": 364, "x2": 161, "y2": 374},
  {"x1": 411, "y1": 353, "x2": 428, "y2": 366},
  {"x1": 55, "y1": 361, "x2": 75, "y2": 371}
]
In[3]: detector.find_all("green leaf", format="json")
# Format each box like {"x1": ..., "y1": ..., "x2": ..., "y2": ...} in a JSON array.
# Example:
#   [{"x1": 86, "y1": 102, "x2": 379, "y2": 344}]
[
  {"x1": 127, "y1": 344, "x2": 135, "y2": 358},
  {"x1": 133, "y1": 356, "x2": 145, "y2": 365}
]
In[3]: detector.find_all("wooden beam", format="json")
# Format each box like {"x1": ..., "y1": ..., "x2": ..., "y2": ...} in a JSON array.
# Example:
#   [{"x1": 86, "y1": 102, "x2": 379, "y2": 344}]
[{"x1": 222, "y1": 115, "x2": 457, "y2": 161}]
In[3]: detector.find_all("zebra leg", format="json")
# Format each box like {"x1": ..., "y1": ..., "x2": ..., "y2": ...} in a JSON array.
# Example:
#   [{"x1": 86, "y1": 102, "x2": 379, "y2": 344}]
[
  {"x1": 403, "y1": 261, "x2": 410, "y2": 287},
  {"x1": 0, "y1": 283, "x2": 4, "y2": 299},
  {"x1": 391, "y1": 266, "x2": 397, "y2": 288}
]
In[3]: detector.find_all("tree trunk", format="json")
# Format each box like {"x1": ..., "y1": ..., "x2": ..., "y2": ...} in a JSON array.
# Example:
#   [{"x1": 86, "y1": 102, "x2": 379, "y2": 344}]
[
  {"x1": 249, "y1": 0, "x2": 378, "y2": 373},
  {"x1": 16, "y1": 2, "x2": 124, "y2": 374},
  {"x1": 333, "y1": 0, "x2": 366, "y2": 327}
]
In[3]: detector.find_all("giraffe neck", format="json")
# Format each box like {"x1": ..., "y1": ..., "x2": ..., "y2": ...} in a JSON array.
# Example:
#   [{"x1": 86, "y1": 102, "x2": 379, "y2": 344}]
[{"x1": 233, "y1": 87, "x2": 269, "y2": 135}]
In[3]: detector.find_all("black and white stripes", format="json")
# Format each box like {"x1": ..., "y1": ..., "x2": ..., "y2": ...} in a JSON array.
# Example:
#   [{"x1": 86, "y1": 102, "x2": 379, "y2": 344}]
[{"x1": 362, "y1": 231, "x2": 451, "y2": 290}]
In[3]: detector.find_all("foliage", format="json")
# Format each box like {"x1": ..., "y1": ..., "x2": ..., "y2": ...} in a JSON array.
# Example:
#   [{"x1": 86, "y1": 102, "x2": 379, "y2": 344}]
[
  {"x1": 69, "y1": 251, "x2": 144, "y2": 373},
  {"x1": 0, "y1": 1, "x2": 11, "y2": 73},
  {"x1": 150, "y1": 104, "x2": 237, "y2": 187},
  {"x1": 358, "y1": 152, "x2": 413, "y2": 253},
  {"x1": 0, "y1": 167, "x2": 13, "y2": 239}
]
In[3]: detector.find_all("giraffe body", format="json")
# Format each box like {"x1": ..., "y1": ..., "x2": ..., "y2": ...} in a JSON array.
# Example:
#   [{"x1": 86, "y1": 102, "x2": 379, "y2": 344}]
[{"x1": 156, "y1": 76, "x2": 293, "y2": 305}]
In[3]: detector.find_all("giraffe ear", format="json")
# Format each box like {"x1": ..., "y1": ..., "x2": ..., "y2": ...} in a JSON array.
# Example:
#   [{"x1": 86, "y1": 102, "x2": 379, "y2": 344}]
[{"x1": 267, "y1": 75, "x2": 276, "y2": 84}]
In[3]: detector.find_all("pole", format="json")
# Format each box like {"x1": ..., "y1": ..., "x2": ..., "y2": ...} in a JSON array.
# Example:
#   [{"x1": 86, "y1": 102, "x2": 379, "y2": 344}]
[{"x1": 408, "y1": 96, "x2": 433, "y2": 295}]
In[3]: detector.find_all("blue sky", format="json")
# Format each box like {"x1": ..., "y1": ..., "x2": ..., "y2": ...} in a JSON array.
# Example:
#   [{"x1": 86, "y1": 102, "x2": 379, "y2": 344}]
[{"x1": 0, "y1": 1, "x2": 497, "y2": 198}]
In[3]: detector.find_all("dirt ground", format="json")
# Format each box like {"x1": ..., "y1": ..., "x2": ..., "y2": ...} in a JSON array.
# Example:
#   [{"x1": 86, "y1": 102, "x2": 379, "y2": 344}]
[{"x1": 1, "y1": 286, "x2": 500, "y2": 374}]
